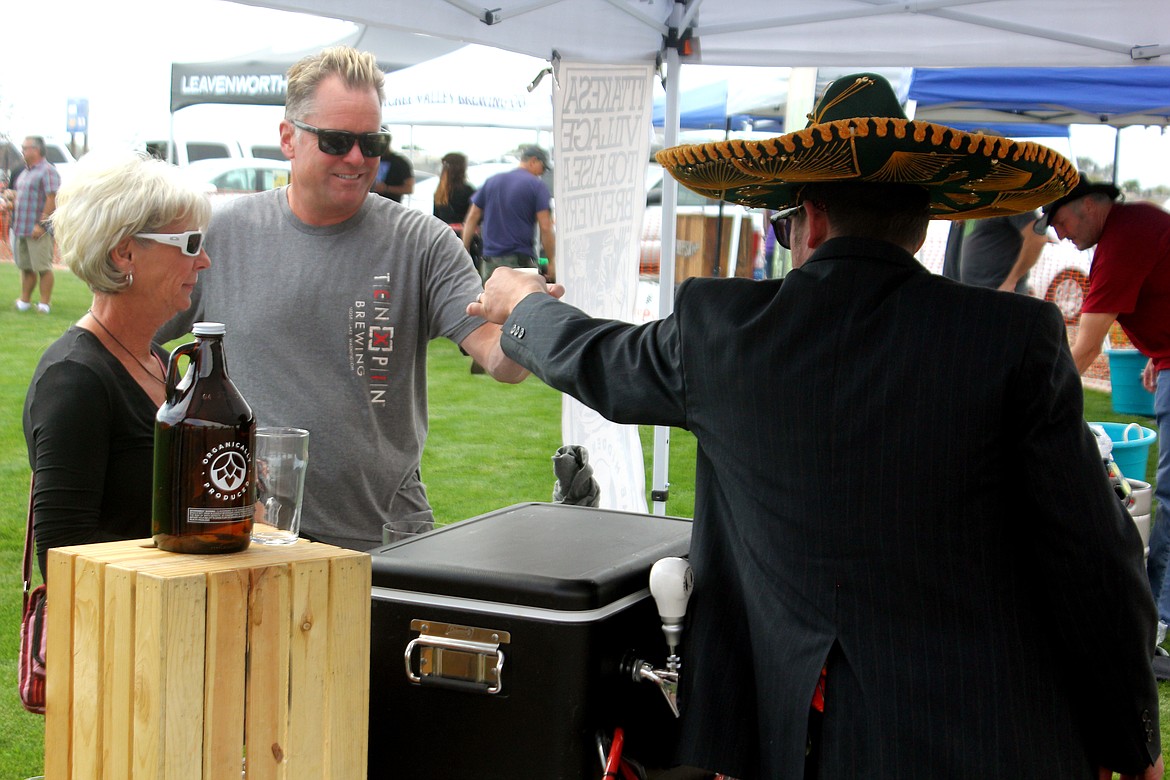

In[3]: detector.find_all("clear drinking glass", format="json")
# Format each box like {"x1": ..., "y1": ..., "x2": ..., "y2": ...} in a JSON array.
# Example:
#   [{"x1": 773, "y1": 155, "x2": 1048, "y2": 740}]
[{"x1": 251, "y1": 427, "x2": 309, "y2": 545}]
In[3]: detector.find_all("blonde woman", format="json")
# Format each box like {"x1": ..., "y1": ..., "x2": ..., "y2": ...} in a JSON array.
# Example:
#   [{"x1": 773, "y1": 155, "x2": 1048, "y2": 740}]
[{"x1": 22, "y1": 151, "x2": 210, "y2": 575}]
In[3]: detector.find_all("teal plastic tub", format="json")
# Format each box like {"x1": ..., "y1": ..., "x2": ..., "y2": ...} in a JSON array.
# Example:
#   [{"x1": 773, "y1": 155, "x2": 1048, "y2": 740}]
[
  {"x1": 1091, "y1": 421, "x2": 1157, "y2": 483},
  {"x1": 1106, "y1": 349, "x2": 1155, "y2": 417}
]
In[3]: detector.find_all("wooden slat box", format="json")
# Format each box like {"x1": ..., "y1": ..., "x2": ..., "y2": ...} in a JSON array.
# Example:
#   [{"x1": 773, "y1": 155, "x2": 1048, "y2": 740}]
[{"x1": 44, "y1": 538, "x2": 371, "y2": 780}]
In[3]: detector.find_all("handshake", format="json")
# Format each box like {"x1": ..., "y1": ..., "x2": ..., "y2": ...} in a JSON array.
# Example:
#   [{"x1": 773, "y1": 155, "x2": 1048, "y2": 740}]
[{"x1": 468, "y1": 267, "x2": 565, "y2": 325}]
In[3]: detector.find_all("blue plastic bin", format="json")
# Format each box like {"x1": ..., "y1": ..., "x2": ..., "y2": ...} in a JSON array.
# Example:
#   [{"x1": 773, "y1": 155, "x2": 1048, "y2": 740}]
[
  {"x1": 1106, "y1": 349, "x2": 1155, "y2": 417},
  {"x1": 1091, "y1": 421, "x2": 1157, "y2": 483}
]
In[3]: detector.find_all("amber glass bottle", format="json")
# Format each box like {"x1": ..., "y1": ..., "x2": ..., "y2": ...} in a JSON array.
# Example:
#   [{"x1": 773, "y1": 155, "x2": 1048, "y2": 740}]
[{"x1": 153, "y1": 322, "x2": 256, "y2": 553}]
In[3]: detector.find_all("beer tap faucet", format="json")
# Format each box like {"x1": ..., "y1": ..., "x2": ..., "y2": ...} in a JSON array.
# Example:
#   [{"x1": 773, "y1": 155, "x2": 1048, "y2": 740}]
[{"x1": 629, "y1": 557, "x2": 693, "y2": 718}]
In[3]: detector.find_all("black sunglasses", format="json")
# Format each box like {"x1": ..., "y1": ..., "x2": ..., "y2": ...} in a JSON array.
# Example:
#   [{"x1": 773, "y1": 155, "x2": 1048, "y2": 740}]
[
  {"x1": 291, "y1": 119, "x2": 391, "y2": 158},
  {"x1": 769, "y1": 205, "x2": 802, "y2": 251}
]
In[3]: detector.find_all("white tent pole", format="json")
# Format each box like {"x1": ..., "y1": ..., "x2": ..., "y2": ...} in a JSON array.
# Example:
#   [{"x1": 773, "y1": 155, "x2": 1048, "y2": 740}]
[
  {"x1": 651, "y1": 10, "x2": 683, "y2": 516},
  {"x1": 1113, "y1": 127, "x2": 1122, "y2": 185},
  {"x1": 724, "y1": 212, "x2": 743, "y2": 278}
]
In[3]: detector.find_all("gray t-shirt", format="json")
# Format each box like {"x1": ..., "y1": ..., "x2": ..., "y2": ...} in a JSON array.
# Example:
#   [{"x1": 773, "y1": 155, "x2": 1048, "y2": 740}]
[
  {"x1": 159, "y1": 188, "x2": 485, "y2": 549},
  {"x1": 960, "y1": 211, "x2": 1038, "y2": 292}
]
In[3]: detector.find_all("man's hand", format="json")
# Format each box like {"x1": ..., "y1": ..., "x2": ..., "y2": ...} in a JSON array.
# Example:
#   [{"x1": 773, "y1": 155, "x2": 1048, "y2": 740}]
[
  {"x1": 1097, "y1": 753, "x2": 1164, "y2": 779},
  {"x1": 467, "y1": 267, "x2": 565, "y2": 324},
  {"x1": 1142, "y1": 358, "x2": 1158, "y2": 394}
]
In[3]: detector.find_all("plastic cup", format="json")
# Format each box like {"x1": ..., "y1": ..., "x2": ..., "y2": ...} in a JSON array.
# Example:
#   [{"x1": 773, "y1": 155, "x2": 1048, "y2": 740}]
[{"x1": 251, "y1": 427, "x2": 309, "y2": 545}]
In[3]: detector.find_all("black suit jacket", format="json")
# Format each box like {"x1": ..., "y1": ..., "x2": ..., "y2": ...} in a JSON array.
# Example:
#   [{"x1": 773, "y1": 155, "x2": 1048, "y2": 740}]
[{"x1": 502, "y1": 237, "x2": 1159, "y2": 779}]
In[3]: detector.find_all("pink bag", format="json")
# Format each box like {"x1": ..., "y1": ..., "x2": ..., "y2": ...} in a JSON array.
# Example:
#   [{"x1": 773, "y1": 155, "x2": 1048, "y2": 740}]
[
  {"x1": 19, "y1": 584, "x2": 47, "y2": 714},
  {"x1": 18, "y1": 479, "x2": 46, "y2": 715}
]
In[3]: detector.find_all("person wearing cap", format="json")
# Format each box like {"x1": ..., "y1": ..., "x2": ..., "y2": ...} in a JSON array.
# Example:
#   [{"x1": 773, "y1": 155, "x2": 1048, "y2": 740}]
[
  {"x1": 1038, "y1": 179, "x2": 1170, "y2": 642},
  {"x1": 461, "y1": 145, "x2": 556, "y2": 283},
  {"x1": 470, "y1": 73, "x2": 1160, "y2": 779}
]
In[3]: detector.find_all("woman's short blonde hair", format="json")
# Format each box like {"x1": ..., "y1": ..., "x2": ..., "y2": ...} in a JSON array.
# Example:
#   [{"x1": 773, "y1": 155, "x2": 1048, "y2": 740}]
[{"x1": 52, "y1": 151, "x2": 211, "y2": 293}]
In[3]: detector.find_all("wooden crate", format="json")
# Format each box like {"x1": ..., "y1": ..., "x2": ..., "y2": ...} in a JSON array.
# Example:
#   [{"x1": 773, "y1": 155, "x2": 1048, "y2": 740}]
[
  {"x1": 44, "y1": 538, "x2": 371, "y2": 780},
  {"x1": 674, "y1": 213, "x2": 758, "y2": 281}
]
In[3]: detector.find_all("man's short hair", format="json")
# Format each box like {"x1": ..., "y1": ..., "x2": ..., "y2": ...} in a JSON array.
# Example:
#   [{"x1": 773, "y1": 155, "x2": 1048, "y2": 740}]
[
  {"x1": 285, "y1": 46, "x2": 385, "y2": 121},
  {"x1": 24, "y1": 136, "x2": 46, "y2": 156},
  {"x1": 802, "y1": 181, "x2": 931, "y2": 250}
]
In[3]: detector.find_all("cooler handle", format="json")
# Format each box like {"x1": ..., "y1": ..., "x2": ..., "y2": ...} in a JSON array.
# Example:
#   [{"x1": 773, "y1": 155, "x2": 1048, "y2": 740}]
[{"x1": 403, "y1": 620, "x2": 509, "y2": 695}]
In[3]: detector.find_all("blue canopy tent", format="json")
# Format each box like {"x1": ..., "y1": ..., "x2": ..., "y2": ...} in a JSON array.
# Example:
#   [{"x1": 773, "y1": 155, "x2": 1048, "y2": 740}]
[
  {"x1": 943, "y1": 121, "x2": 1069, "y2": 138},
  {"x1": 909, "y1": 67, "x2": 1170, "y2": 128},
  {"x1": 650, "y1": 79, "x2": 788, "y2": 277},
  {"x1": 909, "y1": 67, "x2": 1170, "y2": 178},
  {"x1": 651, "y1": 81, "x2": 782, "y2": 132}
]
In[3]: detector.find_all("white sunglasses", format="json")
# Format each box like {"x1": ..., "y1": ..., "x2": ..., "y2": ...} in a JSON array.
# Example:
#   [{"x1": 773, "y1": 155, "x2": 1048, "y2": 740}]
[{"x1": 134, "y1": 230, "x2": 205, "y2": 256}]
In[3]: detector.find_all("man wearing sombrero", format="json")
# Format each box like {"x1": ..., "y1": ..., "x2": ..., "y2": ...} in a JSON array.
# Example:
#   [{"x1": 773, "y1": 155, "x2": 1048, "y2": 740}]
[
  {"x1": 470, "y1": 73, "x2": 1160, "y2": 779},
  {"x1": 1037, "y1": 179, "x2": 1170, "y2": 660}
]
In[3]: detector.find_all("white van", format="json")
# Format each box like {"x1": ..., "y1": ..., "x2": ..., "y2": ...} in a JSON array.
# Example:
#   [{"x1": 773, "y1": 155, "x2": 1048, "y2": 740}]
[{"x1": 144, "y1": 138, "x2": 247, "y2": 167}]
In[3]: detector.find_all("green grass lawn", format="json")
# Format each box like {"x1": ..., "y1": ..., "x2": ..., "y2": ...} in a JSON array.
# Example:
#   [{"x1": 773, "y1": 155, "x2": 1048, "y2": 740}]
[
  {"x1": 0, "y1": 262, "x2": 697, "y2": 777},
  {"x1": 0, "y1": 261, "x2": 1164, "y2": 777}
]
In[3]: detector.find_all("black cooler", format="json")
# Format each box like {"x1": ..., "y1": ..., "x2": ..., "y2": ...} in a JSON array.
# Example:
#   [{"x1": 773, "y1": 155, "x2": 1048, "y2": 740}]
[{"x1": 368, "y1": 502, "x2": 692, "y2": 779}]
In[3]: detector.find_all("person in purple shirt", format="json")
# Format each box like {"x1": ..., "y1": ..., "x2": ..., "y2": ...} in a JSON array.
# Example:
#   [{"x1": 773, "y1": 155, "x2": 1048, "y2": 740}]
[{"x1": 462, "y1": 145, "x2": 556, "y2": 283}]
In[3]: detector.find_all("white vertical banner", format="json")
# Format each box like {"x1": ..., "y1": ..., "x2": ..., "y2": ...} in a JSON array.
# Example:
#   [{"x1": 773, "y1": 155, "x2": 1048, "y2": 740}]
[{"x1": 553, "y1": 59, "x2": 655, "y2": 513}]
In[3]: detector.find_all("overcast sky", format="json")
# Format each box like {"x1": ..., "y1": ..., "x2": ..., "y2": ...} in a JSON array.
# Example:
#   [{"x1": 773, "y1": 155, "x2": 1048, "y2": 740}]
[
  {"x1": 1, "y1": 0, "x2": 352, "y2": 148},
  {"x1": 3, "y1": 0, "x2": 1167, "y2": 188}
]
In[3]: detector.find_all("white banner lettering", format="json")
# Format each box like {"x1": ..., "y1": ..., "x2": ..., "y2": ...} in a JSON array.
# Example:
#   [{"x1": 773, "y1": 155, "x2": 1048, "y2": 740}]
[{"x1": 553, "y1": 60, "x2": 654, "y2": 513}]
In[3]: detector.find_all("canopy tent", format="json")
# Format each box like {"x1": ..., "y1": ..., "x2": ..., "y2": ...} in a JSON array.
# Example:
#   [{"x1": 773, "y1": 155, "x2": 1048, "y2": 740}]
[
  {"x1": 908, "y1": 67, "x2": 1170, "y2": 129},
  {"x1": 380, "y1": 44, "x2": 553, "y2": 129},
  {"x1": 908, "y1": 66, "x2": 1170, "y2": 179},
  {"x1": 226, "y1": 0, "x2": 1169, "y2": 515},
  {"x1": 228, "y1": 0, "x2": 1168, "y2": 68},
  {"x1": 650, "y1": 67, "x2": 912, "y2": 135},
  {"x1": 650, "y1": 78, "x2": 795, "y2": 132},
  {"x1": 170, "y1": 25, "x2": 462, "y2": 112},
  {"x1": 939, "y1": 120, "x2": 1070, "y2": 138},
  {"x1": 651, "y1": 81, "x2": 764, "y2": 131}
]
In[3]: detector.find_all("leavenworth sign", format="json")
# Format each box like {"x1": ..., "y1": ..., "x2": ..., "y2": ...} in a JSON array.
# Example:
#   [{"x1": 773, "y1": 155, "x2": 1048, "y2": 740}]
[
  {"x1": 170, "y1": 61, "x2": 293, "y2": 112},
  {"x1": 170, "y1": 57, "x2": 406, "y2": 112}
]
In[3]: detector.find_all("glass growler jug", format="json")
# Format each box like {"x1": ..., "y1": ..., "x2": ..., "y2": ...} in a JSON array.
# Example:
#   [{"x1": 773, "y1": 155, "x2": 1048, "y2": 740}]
[{"x1": 152, "y1": 322, "x2": 256, "y2": 553}]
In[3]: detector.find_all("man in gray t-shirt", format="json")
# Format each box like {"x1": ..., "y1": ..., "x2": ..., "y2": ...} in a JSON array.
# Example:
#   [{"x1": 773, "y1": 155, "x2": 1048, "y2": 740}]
[
  {"x1": 159, "y1": 47, "x2": 527, "y2": 550},
  {"x1": 960, "y1": 210, "x2": 1046, "y2": 293}
]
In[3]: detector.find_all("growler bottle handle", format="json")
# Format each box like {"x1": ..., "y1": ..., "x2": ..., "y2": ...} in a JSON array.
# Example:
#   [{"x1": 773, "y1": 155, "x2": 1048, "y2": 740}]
[{"x1": 165, "y1": 340, "x2": 199, "y2": 405}]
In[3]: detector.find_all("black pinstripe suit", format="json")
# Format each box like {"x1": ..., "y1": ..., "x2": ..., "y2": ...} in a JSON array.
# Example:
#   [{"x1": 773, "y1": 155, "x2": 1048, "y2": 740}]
[{"x1": 501, "y1": 236, "x2": 1160, "y2": 779}]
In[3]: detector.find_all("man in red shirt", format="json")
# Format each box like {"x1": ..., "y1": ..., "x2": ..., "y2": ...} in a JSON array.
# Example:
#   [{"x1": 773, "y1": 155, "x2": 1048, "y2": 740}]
[{"x1": 1038, "y1": 179, "x2": 1170, "y2": 641}]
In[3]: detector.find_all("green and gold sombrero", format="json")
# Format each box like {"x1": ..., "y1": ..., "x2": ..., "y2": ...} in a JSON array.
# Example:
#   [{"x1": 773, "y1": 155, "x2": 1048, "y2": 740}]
[{"x1": 656, "y1": 72, "x2": 1079, "y2": 220}]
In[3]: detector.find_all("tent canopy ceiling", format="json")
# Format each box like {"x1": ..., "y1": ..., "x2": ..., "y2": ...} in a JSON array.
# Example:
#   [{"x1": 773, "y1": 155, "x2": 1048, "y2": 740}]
[{"x1": 229, "y1": 0, "x2": 1168, "y2": 67}]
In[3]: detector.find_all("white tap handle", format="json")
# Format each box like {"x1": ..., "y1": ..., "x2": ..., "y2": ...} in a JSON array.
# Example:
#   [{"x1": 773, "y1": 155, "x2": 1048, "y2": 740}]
[{"x1": 649, "y1": 557, "x2": 693, "y2": 623}]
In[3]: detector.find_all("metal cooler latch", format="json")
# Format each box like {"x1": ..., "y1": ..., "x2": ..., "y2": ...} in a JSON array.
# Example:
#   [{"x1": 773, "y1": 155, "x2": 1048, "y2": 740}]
[{"x1": 404, "y1": 619, "x2": 511, "y2": 694}]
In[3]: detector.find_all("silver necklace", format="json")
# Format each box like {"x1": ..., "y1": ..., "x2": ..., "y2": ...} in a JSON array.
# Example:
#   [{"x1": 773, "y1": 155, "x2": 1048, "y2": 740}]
[{"x1": 87, "y1": 309, "x2": 166, "y2": 386}]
